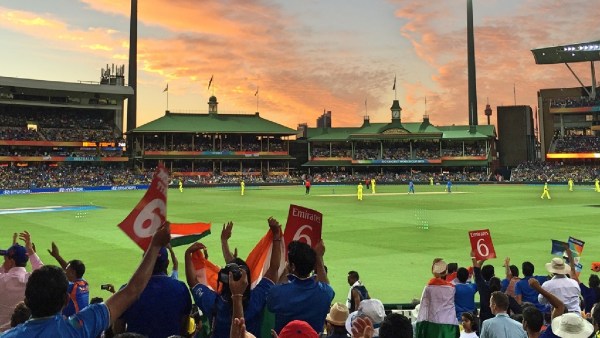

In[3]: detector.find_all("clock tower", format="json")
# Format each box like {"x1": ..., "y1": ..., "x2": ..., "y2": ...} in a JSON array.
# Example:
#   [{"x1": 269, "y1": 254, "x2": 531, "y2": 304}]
[{"x1": 391, "y1": 99, "x2": 402, "y2": 122}]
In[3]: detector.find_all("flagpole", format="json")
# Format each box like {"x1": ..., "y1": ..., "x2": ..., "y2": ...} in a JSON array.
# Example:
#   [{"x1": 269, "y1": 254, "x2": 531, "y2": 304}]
[
  {"x1": 167, "y1": 86, "x2": 169, "y2": 111},
  {"x1": 255, "y1": 86, "x2": 259, "y2": 112}
]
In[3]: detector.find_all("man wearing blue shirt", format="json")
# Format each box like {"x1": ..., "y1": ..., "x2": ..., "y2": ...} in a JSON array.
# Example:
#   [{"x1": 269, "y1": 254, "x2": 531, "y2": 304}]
[
  {"x1": 47, "y1": 242, "x2": 89, "y2": 317},
  {"x1": 2, "y1": 222, "x2": 171, "y2": 338},
  {"x1": 267, "y1": 240, "x2": 335, "y2": 334},
  {"x1": 514, "y1": 261, "x2": 548, "y2": 312}
]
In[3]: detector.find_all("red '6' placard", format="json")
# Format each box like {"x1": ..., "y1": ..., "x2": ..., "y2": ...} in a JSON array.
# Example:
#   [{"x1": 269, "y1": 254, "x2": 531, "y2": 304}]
[{"x1": 469, "y1": 229, "x2": 497, "y2": 260}]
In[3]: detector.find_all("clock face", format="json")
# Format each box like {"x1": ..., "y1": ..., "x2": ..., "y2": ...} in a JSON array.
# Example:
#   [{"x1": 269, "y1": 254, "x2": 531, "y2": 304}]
[{"x1": 392, "y1": 110, "x2": 399, "y2": 118}]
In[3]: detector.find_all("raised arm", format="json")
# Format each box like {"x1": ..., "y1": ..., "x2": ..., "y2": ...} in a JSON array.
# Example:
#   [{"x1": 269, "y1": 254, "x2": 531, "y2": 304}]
[
  {"x1": 504, "y1": 257, "x2": 511, "y2": 280},
  {"x1": 185, "y1": 242, "x2": 207, "y2": 288},
  {"x1": 104, "y1": 222, "x2": 171, "y2": 324},
  {"x1": 47, "y1": 242, "x2": 68, "y2": 270},
  {"x1": 529, "y1": 278, "x2": 565, "y2": 320},
  {"x1": 19, "y1": 231, "x2": 43, "y2": 270},
  {"x1": 167, "y1": 243, "x2": 178, "y2": 272},
  {"x1": 263, "y1": 217, "x2": 282, "y2": 282},
  {"x1": 221, "y1": 222, "x2": 236, "y2": 263},
  {"x1": 314, "y1": 239, "x2": 329, "y2": 284},
  {"x1": 565, "y1": 246, "x2": 579, "y2": 282}
]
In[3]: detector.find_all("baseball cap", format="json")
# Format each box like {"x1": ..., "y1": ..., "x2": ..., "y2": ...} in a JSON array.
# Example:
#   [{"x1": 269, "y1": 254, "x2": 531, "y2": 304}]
[
  {"x1": 1, "y1": 244, "x2": 29, "y2": 266},
  {"x1": 279, "y1": 320, "x2": 318, "y2": 338}
]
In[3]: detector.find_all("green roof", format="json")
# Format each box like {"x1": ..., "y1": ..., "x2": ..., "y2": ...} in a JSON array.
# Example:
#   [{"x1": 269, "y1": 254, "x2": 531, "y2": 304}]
[
  {"x1": 307, "y1": 122, "x2": 459, "y2": 141},
  {"x1": 438, "y1": 125, "x2": 497, "y2": 140},
  {"x1": 131, "y1": 112, "x2": 296, "y2": 134}
]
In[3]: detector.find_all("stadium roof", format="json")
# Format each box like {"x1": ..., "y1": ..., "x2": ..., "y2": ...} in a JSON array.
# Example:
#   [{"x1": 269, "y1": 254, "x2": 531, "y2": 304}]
[
  {"x1": 0, "y1": 76, "x2": 133, "y2": 96},
  {"x1": 531, "y1": 40, "x2": 600, "y2": 64},
  {"x1": 130, "y1": 112, "x2": 296, "y2": 134},
  {"x1": 307, "y1": 123, "x2": 495, "y2": 141}
]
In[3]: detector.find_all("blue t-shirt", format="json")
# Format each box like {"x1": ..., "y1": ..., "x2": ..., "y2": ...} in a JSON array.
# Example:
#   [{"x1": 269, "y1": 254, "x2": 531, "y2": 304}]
[
  {"x1": 454, "y1": 282, "x2": 477, "y2": 321},
  {"x1": 579, "y1": 283, "x2": 599, "y2": 313},
  {"x1": 120, "y1": 274, "x2": 192, "y2": 338},
  {"x1": 192, "y1": 277, "x2": 274, "y2": 338},
  {"x1": 267, "y1": 274, "x2": 335, "y2": 334},
  {"x1": 514, "y1": 275, "x2": 548, "y2": 311},
  {"x1": 2, "y1": 303, "x2": 109, "y2": 338},
  {"x1": 63, "y1": 279, "x2": 90, "y2": 317}
]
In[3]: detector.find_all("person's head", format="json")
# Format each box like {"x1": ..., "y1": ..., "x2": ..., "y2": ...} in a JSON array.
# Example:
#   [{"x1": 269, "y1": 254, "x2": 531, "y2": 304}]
[
  {"x1": 490, "y1": 291, "x2": 509, "y2": 315},
  {"x1": 10, "y1": 302, "x2": 31, "y2": 328},
  {"x1": 522, "y1": 306, "x2": 543, "y2": 334},
  {"x1": 1, "y1": 244, "x2": 29, "y2": 271},
  {"x1": 461, "y1": 312, "x2": 478, "y2": 333},
  {"x1": 218, "y1": 257, "x2": 252, "y2": 303},
  {"x1": 589, "y1": 274, "x2": 600, "y2": 288},
  {"x1": 592, "y1": 302, "x2": 600, "y2": 331},
  {"x1": 65, "y1": 259, "x2": 85, "y2": 281},
  {"x1": 325, "y1": 303, "x2": 349, "y2": 335},
  {"x1": 153, "y1": 246, "x2": 170, "y2": 275},
  {"x1": 24, "y1": 265, "x2": 69, "y2": 318},
  {"x1": 522, "y1": 261, "x2": 535, "y2": 277},
  {"x1": 348, "y1": 271, "x2": 360, "y2": 286},
  {"x1": 489, "y1": 277, "x2": 502, "y2": 293},
  {"x1": 346, "y1": 299, "x2": 386, "y2": 337},
  {"x1": 279, "y1": 320, "x2": 318, "y2": 338},
  {"x1": 457, "y1": 267, "x2": 469, "y2": 283},
  {"x1": 447, "y1": 263, "x2": 458, "y2": 274},
  {"x1": 509, "y1": 265, "x2": 519, "y2": 279},
  {"x1": 481, "y1": 264, "x2": 495, "y2": 281},
  {"x1": 287, "y1": 241, "x2": 316, "y2": 278},
  {"x1": 379, "y1": 313, "x2": 413, "y2": 338},
  {"x1": 552, "y1": 313, "x2": 594, "y2": 338},
  {"x1": 431, "y1": 258, "x2": 447, "y2": 278},
  {"x1": 546, "y1": 257, "x2": 571, "y2": 276}
]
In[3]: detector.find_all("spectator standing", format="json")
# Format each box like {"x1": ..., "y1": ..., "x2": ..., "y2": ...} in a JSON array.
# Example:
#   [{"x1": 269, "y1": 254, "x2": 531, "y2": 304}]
[
  {"x1": 114, "y1": 246, "x2": 192, "y2": 338},
  {"x1": 454, "y1": 267, "x2": 478, "y2": 322},
  {"x1": 538, "y1": 258, "x2": 580, "y2": 314},
  {"x1": 472, "y1": 254, "x2": 495, "y2": 324},
  {"x1": 0, "y1": 232, "x2": 43, "y2": 332},
  {"x1": 501, "y1": 257, "x2": 520, "y2": 297},
  {"x1": 379, "y1": 313, "x2": 413, "y2": 338},
  {"x1": 2, "y1": 222, "x2": 171, "y2": 337},
  {"x1": 47, "y1": 242, "x2": 89, "y2": 317},
  {"x1": 414, "y1": 258, "x2": 459, "y2": 338},
  {"x1": 479, "y1": 291, "x2": 527, "y2": 338},
  {"x1": 267, "y1": 240, "x2": 335, "y2": 334},
  {"x1": 514, "y1": 261, "x2": 547, "y2": 312},
  {"x1": 347, "y1": 270, "x2": 370, "y2": 313}
]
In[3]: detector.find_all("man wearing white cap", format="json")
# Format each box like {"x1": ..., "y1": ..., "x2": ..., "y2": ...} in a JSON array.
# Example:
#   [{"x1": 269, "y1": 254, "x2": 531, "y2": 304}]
[
  {"x1": 539, "y1": 257, "x2": 581, "y2": 314},
  {"x1": 345, "y1": 299, "x2": 385, "y2": 337},
  {"x1": 551, "y1": 313, "x2": 594, "y2": 338}
]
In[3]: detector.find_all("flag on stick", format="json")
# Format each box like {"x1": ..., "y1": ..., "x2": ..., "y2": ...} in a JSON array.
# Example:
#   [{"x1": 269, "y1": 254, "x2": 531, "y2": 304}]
[
  {"x1": 117, "y1": 164, "x2": 169, "y2": 251},
  {"x1": 170, "y1": 222, "x2": 212, "y2": 247},
  {"x1": 208, "y1": 75, "x2": 213, "y2": 90},
  {"x1": 163, "y1": 83, "x2": 168, "y2": 92},
  {"x1": 392, "y1": 75, "x2": 396, "y2": 91},
  {"x1": 255, "y1": 87, "x2": 259, "y2": 96}
]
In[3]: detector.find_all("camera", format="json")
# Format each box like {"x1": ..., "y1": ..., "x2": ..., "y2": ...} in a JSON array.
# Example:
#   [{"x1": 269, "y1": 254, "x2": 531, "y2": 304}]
[
  {"x1": 100, "y1": 284, "x2": 111, "y2": 291},
  {"x1": 218, "y1": 263, "x2": 243, "y2": 284}
]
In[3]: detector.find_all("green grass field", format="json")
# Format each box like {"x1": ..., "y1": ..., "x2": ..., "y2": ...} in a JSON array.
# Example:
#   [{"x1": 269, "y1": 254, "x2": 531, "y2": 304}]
[{"x1": 1, "y1": 183, "x2": 599, "y2": 305}]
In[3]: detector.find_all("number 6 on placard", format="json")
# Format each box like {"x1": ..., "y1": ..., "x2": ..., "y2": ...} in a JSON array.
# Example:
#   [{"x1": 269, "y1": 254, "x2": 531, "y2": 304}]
[
  {"x1": 476, "y1": 238, "x2": 489, "y2": 257},
  {"x1": 292, "y1": 225, "x2": 313, "y2": 246}
]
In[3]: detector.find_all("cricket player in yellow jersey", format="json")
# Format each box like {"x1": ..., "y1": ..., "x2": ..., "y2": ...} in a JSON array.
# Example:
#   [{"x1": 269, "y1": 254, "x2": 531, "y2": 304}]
[
  {"x1": 240, "y1": 180, "x2": 245, "y2": 196},
  {"x1": 370, "y1": 178, "x2": 376, "y2": 194},
  {"x1": 541, "y1": 181, "x2": 551, "y2": 199},
  {"x1": 178, "y1": 179, "x2": 183, "y2": 192},
  {"x1": 357, "y1": 182, "x2": 363, "y2": 201},
  {"x1": 568, "y1": 178, "x2": 573, "y2": 192},
  {"x1": 595, "y1": 178, "x2": 600, "y2": 192}
]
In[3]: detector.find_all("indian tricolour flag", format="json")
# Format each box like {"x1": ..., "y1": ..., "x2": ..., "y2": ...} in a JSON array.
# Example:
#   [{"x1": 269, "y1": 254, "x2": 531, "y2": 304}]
[
  {"x1": 415, "y1": 279, "x2": 460, "y2": 338},
  {"x1": 170, "y1": 222, "x2": 212, "y2": 247}
]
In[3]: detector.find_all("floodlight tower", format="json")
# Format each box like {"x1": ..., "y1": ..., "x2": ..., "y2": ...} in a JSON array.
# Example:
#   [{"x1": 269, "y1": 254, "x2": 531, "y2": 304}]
[
  {"x1": 126, "y1": 0, "x2": 137, "y2": 132},
  {"x1": 467, "y1": 0, "x2": 478, "y2": 126}
]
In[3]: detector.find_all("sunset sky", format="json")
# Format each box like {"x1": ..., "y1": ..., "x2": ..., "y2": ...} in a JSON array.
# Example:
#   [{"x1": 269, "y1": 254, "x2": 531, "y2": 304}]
[{"x1": 0, "y1": 0, "x2": 597, "y2": 130}]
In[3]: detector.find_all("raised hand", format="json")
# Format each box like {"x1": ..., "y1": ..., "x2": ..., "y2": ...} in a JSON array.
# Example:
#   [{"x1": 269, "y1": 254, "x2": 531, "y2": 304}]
[
  {"x1": 150, "y1": 222, "x2": 171, "y2": 248},
  {"x1": 186, "y1": 242, "x2": 207, "y2": 255},
  {"x1": 268, "y1": 217, "x2": 282, "y2": 237},
  {"x1": 314, "y1": 239, "x2": 325, "y2": 257},
  {"x1": 48, "y1": 242, "x2": 60, "y2": 258},
  {"x1": 19, "y1": 231, "x2": 34, "y2": 254},
  {"x1": 221, "y1": 221, "x2": 234, "y2": 241},
  {"x1": 528, "y1": 277, "x2": 541, "y2": 289},
  {"x1": 351, "y1": 316, "x2": 374, "y2": 338}
]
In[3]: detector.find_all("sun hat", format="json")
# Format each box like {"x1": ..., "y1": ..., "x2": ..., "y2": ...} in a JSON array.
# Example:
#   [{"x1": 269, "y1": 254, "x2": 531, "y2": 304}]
[
  {"x1": 545, "y1": 257, "x2": 571, "y2": 275},
  {"x1": 345, "y1": 299, "x2": 386, "y2": 337},
  {"x1": 432, "y1": 259, "x2": 448, "y2": 275},
  {"x1": 551, "y1": 313, "x2": 594, "y2": 338},
  {"x1": 326, "y1": 303, "x2": 349, "y2": 326}
]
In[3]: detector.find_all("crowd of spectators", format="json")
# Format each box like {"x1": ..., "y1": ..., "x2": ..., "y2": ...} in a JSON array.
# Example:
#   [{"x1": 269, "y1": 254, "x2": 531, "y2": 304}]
[
  {"x1": 550, "y1": 96, "x2": 600, "y2": 108},
  {"x1": 311, "y1": 143, "x2": 486, "y2": 160},
  {"x1": 0, "y1": 147, "x2": 123, "y2": 158},
  {"x1": 143, "y1": 139, "x2": 286, "y2": 153},
  {"x1": 0, "y1": 110, "x2": 118, "y2": 142},
  {"x1": 510, "y1": 161, "x2": 600, "y2": 182},
  {"x1": 552, "y1": 136, "x2": 600, "y2": 153}
]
